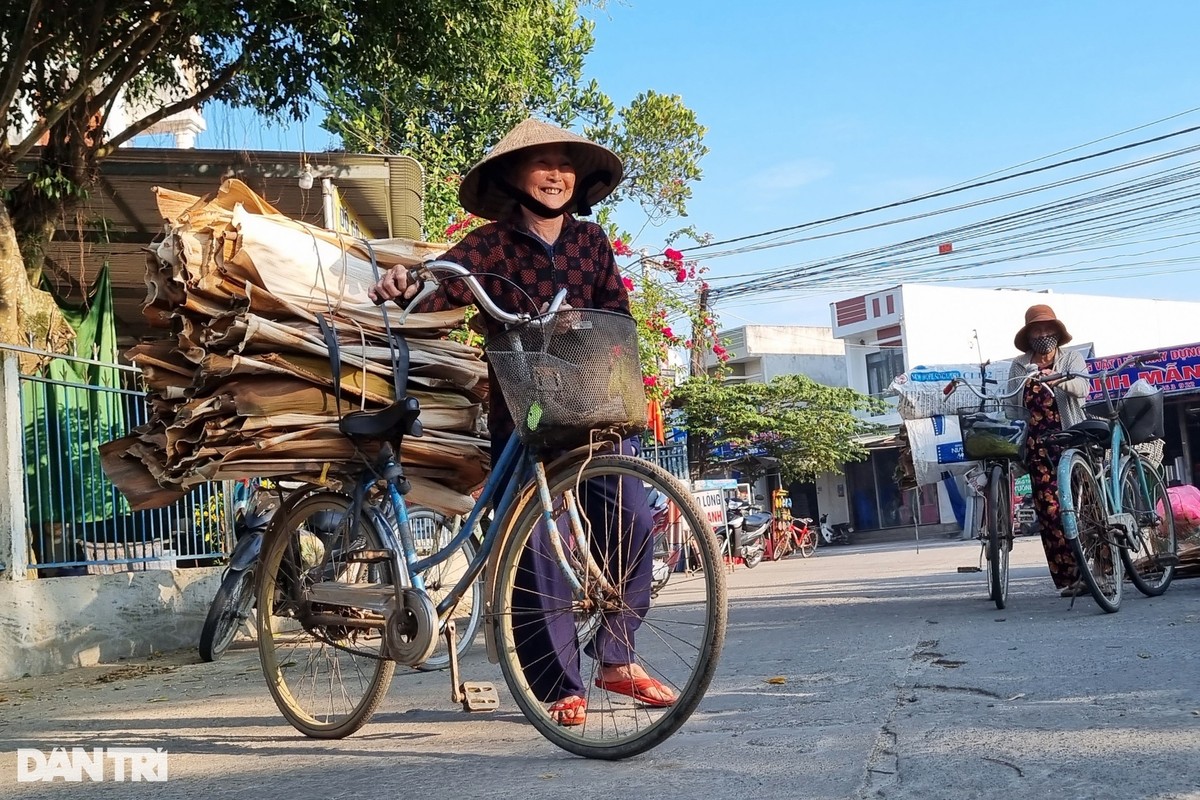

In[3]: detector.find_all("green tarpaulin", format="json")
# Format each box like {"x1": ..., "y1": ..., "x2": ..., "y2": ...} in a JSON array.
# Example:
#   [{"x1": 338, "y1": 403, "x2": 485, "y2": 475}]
[{"x1": 22, "y1": 265, "x2": 125, "y2": 532}]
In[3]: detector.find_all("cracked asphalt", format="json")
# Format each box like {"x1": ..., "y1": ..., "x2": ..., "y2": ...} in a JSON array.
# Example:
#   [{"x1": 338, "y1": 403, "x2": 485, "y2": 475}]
[{"x1": 2, "y1": 534, "x2": 1199, "y2": 799}]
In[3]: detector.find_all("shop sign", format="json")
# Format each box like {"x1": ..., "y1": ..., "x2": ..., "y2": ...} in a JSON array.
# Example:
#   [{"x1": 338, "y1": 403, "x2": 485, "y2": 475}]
[
  {"x1": 1086, "y1": 342, "x2": 1200, "y2": 401},
  {"x1": 692, "y1": 489, "x2": 727, "y2": 531}
]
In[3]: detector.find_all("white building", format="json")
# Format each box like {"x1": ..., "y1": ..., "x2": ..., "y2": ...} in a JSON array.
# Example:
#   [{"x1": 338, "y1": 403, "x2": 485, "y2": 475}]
[
  {"x1": 700, "y1": 325, "x2": 847, "y2": 521},
  {"x1": 705, "y1": 324, "x2": 847, "y2": 387},
  {"x1": 828, "y1": 284, "x2": 1200, "y2": 534}
]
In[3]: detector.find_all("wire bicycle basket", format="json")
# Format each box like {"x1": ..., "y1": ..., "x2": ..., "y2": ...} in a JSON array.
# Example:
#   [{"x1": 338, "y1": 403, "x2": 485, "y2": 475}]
[
  {"x1": 485, "y1": 309, "x2": 648, "y2": 448},
  {"x1": 959, "y1": 407, "x2": 1031, "y2": 461}
]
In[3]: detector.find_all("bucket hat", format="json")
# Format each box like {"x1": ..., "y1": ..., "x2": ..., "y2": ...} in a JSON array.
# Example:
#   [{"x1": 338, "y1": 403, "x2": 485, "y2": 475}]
[
  {"x1": 1014, "y1": 304, "x2": 1073, "y2": 352},
  {"x1": 458, "y1": 117, "x2": 623, "y2": 221}
]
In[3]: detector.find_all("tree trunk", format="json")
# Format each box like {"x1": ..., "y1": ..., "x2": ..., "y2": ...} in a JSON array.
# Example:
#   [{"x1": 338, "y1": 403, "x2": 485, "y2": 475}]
[{"x1": 0, "y1": 201, "x2": 72, "y2": 352}]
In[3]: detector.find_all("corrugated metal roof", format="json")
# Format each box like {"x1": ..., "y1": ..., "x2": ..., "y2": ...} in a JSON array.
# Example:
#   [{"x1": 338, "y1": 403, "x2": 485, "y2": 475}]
[{"x1": 9, "y1": 147, "x2": 424, "y2": 337}]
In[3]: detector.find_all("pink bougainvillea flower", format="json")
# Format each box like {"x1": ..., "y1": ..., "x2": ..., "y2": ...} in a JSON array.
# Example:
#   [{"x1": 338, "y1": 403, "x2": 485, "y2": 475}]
[
  {"x1": 661, "y1": 326, "x2": 674, "y2": 339},
  {"x1": 704, "y1": 317, "x2": 714, "y2": 327},
  {"x1": 688, "y1": 266, "x2": 696, "y2": 278},
  {"x1": 713, "y1": 344, "x2": 727, "y2": 356},
  {"x1": 700, "y1": 280, "x2": 710, "y2": 291},
  {"x1": 621, "y1": 276, "x2": 635, "y2": 292},
  {"x1": 643, "y1": 375, "x2": 658, "y2": 387},
  {"x1": 612, "y1": 238, "x2": 634, "y2": 257},
  {"x1": 664, "y1": 248, "x2": 684, "y2": 265},
  {"x1": 675, "y1": 268, "x2": 687, "y2": 283},
  {"x1": 684, "y1": 338, "x2": 694, "y2": 349}
]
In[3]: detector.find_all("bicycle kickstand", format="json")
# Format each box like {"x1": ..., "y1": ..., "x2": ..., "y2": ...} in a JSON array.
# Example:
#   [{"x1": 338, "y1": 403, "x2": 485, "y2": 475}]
[{"x1": 446, "y1": 620, "x2": 500, "y2": 713}]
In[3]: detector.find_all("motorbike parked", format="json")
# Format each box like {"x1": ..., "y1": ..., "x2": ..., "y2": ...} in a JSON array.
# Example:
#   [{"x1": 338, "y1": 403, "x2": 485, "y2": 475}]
[
  {"x1": 723, "y1": 496, "x2": 769, "y2": 568},
  {"x1": 198, "y1": 478, "x2": 277, "y2": 662},
  {"x1": 1015, "y1": 495, "x2": 1039, "y2": 537},
  {"x1": 818, "y1": 513, "x2": 854, "y2": 546},
  {"x1": 648, "y1": 488, "x2": 674, "y2": 596}
]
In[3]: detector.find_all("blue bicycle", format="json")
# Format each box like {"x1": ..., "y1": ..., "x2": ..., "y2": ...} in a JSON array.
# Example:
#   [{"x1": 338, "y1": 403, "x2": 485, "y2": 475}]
[
  {"x1": 255, "y1": 262, "x2": 726, "y2": 759},
  {"x1": 1053, "y1": 353, "x2": 1178, "y2": 612}
]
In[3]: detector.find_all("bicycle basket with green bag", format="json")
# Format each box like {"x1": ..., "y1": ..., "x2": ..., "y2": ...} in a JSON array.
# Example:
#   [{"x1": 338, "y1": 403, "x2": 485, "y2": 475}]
[
  {"x1": 960, "y1": 407, "x2": 1031, "y2": 460},
  {"x1": 484, "y1": 309, "x2": 648, "y2": 449}
]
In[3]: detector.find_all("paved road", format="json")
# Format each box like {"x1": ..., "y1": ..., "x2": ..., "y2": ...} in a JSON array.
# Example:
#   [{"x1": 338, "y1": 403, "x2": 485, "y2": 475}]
[{"x1": 3, "y1": 535, "x2": 1199, "y2": 799}]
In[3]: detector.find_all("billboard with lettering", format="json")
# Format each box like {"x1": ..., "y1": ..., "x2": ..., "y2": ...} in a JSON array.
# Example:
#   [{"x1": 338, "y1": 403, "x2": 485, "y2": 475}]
[{"x1": 1085, "y1": 342, "x2": 1200, "y2": 402}]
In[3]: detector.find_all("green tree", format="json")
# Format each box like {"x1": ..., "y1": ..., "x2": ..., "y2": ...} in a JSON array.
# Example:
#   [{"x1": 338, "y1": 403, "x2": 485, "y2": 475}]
[
  {"x1": 0, "y1": 0, "x2": 550, "y2": 347},
  {"x1": 670, "y1": 373, "x2": 887, "y2": 482},
  {"x1": 319, "y1": 0, "x2": 707, "y2": 240}
]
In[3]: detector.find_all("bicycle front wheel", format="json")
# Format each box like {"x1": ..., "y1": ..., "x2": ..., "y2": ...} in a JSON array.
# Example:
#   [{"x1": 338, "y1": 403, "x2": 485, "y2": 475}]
[
  {"x1": 199, "y1": 567, "x2": 255, "y2": 662},
  {"x1": 768, "y1": 527, "x2": 791, "y2": 561},
  {"x1": 1061, "y1": 452, "x2": 1123, "y2": 613},
  {"x1": 987, "y1": 465, "x2": 1012, "y2": 609},
  {"x1": 492, "y1": 454, "x2": 726, "y2": 760},
  {"x1": 1119, "y1": 457, "x2": 1177, "y2": 596},
  {"x1": 256, "y1": 491, "x2": 395, "y2": 738}
]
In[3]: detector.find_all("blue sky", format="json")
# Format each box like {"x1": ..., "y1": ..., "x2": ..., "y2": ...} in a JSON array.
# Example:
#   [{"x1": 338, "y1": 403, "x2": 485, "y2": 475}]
[{"x1": 190, "y1": 1, "x2": 1200, "y2": 329}]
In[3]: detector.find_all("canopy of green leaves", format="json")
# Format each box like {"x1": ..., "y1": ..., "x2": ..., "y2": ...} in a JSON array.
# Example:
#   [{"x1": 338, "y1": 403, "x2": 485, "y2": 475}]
[
  {"x1": 671, "y1": 373, "x2": 888, "y2": 482},
  {"x1": 318, "y1": 0, "x2": 707, "y2": 237}
]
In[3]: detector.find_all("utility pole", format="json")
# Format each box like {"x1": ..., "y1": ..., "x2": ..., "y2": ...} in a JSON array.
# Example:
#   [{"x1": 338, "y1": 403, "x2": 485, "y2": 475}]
[
  {"x1": 690, "y1": 284, "x2": 710, "y2": 378},
  {"x1": 686, "y1": 283, "x2": 710, "y2": 480}
]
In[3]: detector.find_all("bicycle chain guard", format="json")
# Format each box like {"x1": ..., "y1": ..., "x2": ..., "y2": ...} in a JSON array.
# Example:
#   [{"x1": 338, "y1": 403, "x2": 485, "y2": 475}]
[{"x1": 383, "y1": 588, "x2": 438, "y2": 666}]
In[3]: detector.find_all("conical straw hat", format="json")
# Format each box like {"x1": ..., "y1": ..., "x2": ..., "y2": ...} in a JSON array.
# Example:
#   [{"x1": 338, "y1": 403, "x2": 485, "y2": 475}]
[{"x1": 458, "y1": 117, "x2": 624, "y2": 220}]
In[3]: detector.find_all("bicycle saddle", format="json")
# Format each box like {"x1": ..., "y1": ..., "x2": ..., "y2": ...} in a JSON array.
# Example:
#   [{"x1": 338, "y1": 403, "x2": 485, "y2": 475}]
[
  {"x1": 339, "y1": 396, "x2": 423, "y2": 439},
  {"x1": 1053, "y1": 419, "x2": 1111, "y2": 448}
]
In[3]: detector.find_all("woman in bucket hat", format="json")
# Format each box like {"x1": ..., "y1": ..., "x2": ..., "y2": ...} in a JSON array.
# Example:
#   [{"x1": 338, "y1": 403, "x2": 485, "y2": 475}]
[
  {"x1": 371, "y1": 118, "x2": 673, "y2": 725},
  {"x1": 1007, "y1": 304, "x2": 1093, "y2": 597}
]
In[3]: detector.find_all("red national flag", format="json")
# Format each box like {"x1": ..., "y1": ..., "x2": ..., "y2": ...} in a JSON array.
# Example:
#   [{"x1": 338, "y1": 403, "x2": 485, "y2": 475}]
[{"x1": 938, "y1": 242, "x2": 953, "y2": 254}]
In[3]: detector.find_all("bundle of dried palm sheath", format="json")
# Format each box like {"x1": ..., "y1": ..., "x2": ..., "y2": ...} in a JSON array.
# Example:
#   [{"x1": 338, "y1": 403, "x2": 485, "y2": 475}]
[{"x1": 101, "y1": 180, "x2": 488, "y2": 516}]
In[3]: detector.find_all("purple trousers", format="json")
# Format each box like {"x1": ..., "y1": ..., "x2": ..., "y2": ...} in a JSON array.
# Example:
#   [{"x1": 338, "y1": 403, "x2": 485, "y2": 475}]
[{"x1": 497, "y1": 435, "x2": 655, "y2": 703}]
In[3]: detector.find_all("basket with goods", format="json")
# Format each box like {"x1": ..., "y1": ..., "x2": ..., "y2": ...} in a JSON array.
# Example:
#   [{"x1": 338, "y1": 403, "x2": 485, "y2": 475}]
[
  {"x1": 485, "y1": 309, "x2": 646, "y2": 448},
  {"x1": 100, "y1": 180, "x2": 490, "y2": 517},
  {"x1": 1163, "y1": 484, "x2": 1200, "y2": 579},
  {"x1": 891, "y1": 361, "x2": 1024, "y2": 486},
  {"x1": 960, "y1": 408, "x2": 1030, "y2": 461},
  {"x1": 888, "y1": 360, "x2": 1018, "y2": 421}
]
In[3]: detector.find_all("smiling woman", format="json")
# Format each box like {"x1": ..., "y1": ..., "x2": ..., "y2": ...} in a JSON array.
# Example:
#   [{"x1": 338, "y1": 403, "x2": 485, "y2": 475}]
[
  {"x1": 513, "y1": 146, "x2": 577, "y2": 213},
  {"x1": 369, "y1": 117, "x2": 676, "y2": 728}
]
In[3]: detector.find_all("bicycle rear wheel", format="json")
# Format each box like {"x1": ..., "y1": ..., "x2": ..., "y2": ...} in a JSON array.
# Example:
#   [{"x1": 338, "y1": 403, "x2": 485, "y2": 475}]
[
  {"x1": 492, "y1": 454, "x2": 726, "y2": 760},
  {"x1": 256, "y1": 491, "x2": 395, "y2": 738},
  {"x1": 987, "y1": 465, "x2": 1012, "y2": 610},
  {"x1": 1119, "y1": 457, "x2": 1177, "y2": 596},
  {"x1": 796, "y1": 528, "x2": 818, "y2": 558},
  {"x1": 1060, "y1": 452, "x2": 1123, "y2": 613}
]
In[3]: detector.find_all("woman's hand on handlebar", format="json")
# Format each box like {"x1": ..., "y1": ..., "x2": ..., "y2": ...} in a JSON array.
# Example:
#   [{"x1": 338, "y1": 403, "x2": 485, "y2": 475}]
[{"x1": 368, "y1": 265, "x2": 421, "y2": 305}]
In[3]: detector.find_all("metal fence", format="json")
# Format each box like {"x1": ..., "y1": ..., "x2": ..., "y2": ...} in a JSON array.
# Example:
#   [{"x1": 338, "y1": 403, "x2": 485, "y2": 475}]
[
  {"x1": 645, "y1": 442, "x2": 689, "y2": 481},
  {"x1": 9, "y1": 347, "x2": 232, "y2": 576}
]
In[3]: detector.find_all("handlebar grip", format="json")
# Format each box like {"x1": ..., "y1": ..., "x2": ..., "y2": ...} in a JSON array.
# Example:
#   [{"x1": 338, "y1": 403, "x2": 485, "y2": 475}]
[
  {"x1": 943, "y1": 380, "x2": 957, "y2": 397},
  {"x1": 371, "y1": 268, "x2": 426, "y2": 308}
]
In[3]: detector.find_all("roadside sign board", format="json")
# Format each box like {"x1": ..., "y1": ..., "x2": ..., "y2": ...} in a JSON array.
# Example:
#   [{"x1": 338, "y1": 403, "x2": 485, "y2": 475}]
[{"x1": 692, "y1": 489, "x2": 727, "y2": 531}]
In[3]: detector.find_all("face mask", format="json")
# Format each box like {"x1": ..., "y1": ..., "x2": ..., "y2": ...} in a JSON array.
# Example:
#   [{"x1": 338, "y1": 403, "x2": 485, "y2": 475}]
[{"x1": 1031, "y1": 334, "x2": 1058, "y2": 354}]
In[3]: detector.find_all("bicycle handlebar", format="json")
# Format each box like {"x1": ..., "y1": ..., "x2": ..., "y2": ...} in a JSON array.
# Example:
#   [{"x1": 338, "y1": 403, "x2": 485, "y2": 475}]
[{"x1": 374, "y1": 260, "x2": 567, "y2": 328}]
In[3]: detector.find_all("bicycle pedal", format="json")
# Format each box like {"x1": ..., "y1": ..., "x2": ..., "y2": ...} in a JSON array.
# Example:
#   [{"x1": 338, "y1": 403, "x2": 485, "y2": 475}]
[
  {"x1": 458, "y1": 681, "x2": 500, "y2": 712},
  {"x1": 346, "y1": 549, "x2": 391, "y2": 563}
]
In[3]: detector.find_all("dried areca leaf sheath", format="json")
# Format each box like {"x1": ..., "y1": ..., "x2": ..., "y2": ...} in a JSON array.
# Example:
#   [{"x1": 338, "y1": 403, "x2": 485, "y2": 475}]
[{"x1": 106, "y1": 178, "x2": 491, "y2": 511}]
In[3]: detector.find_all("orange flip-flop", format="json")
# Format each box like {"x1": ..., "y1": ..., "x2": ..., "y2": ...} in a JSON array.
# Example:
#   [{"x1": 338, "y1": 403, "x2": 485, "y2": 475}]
[
  {"x1": 593, "y1": 675, "x2": 677, "y2": 708},
  {"x1": 547, "y1": 695, "x2": 588, "y2": 726}
]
